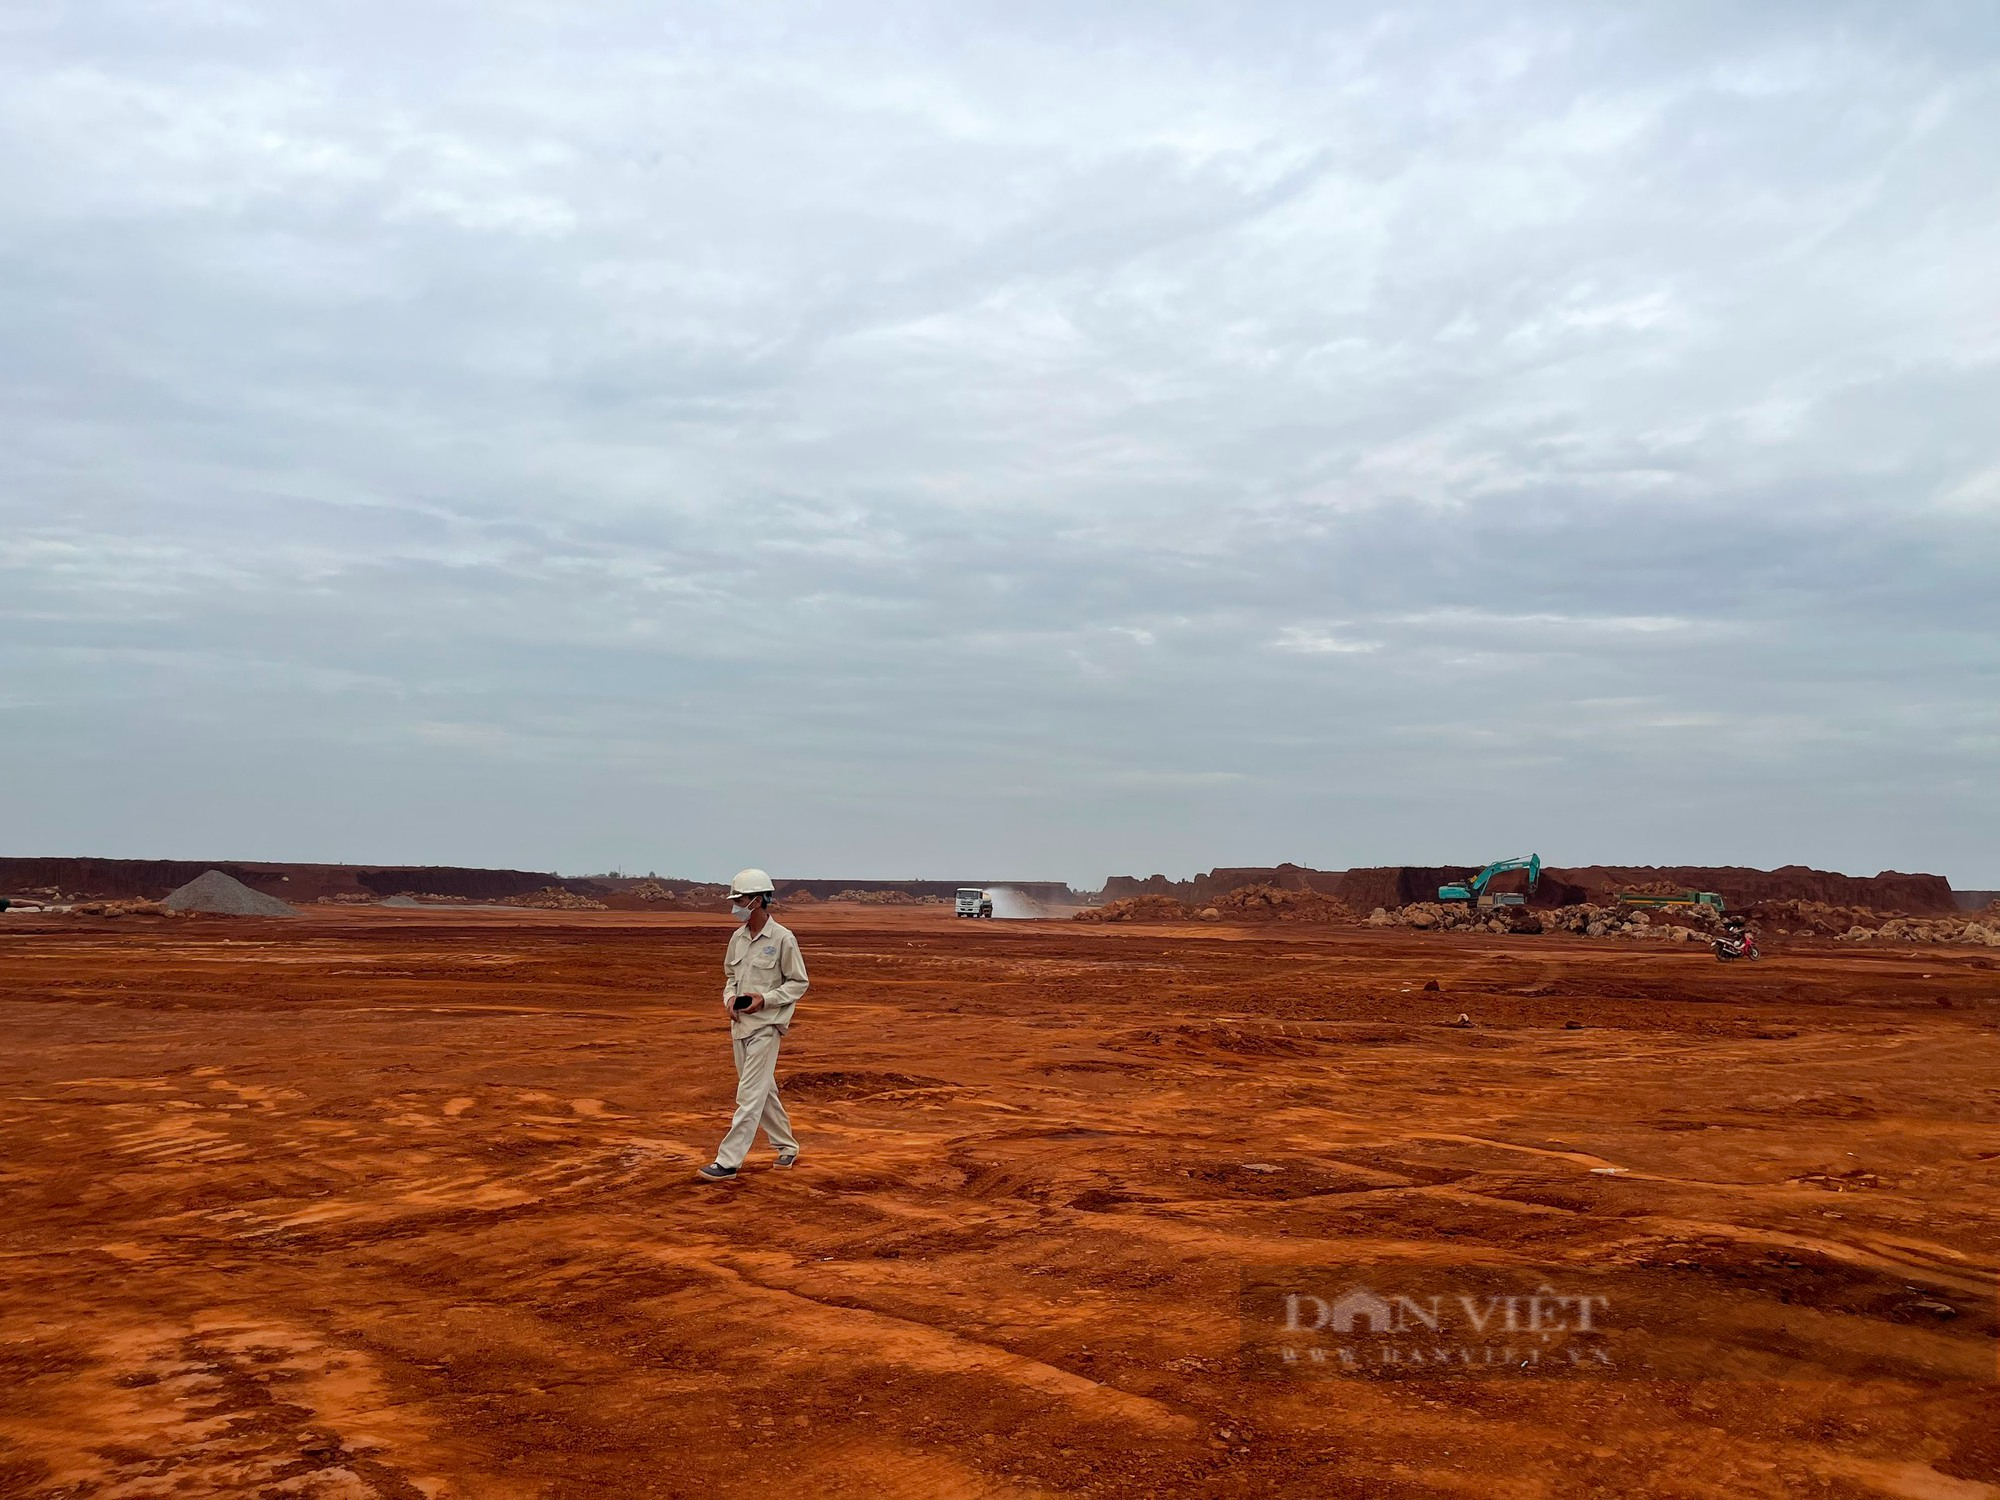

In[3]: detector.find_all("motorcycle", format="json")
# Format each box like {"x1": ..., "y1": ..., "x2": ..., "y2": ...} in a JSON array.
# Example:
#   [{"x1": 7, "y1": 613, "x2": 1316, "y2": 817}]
[{"x1": 1712, "y1": 927, "x2": 1760, "y2": 962}]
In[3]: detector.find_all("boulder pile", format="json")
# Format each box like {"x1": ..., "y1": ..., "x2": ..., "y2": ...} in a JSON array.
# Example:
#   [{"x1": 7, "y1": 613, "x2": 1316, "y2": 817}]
[
  {"x1": 1077, "y1": 886, "x2": 1357, "y2": 924},
  {"x1": 1203, "y1": 884, "x2": 1355, "y2": 923},
  {"x1": 656, "y1": 882, "x2": 731, "y2": 908},
  {"x1": 1363, "y1": 899, "x2": 2000, "y2": 947},
  {"x1": 1544, "y1": 903, "x2": 1719, "y2": 938},
  {"x1": 1833, "y1": 914, "x2": 2000, "y2": 946},
  {"x1": 500, "y1": 887, "x2": 609, "y2": 911},
  {"x1": 599, "y1": 881, "x2": 733, "y2": 912},
  {"x1": 1369, "y1": 902, "x2": 1706, "y2": 939},
  {"x1": 1074, "y1": 895, "x2": 1193, "y2": 923},
  {"x1": 1370, "y1": 902, "x2": 1550, "y2": 936},
  {"x1": 1737, "y1": 898, "x2": 1998, "y2": 944},
  {"x1": 1745, "y1": 900, "x2": 1881, "y2": 935}
]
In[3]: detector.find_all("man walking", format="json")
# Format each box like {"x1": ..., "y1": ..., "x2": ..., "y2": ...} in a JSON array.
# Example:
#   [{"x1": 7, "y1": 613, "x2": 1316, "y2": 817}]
[{"x1": 696, "y1": 869, "x2": 809, "y2": 1182}]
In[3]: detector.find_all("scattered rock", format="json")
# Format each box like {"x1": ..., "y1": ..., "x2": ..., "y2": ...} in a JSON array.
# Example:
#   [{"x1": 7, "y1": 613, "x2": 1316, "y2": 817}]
[
  {"x1": 1450, "y1": 1013, "x2": 1473, "y2": 1028},
  {"x1": 1565, "y1": 1020, "x2": 1583, "y2": 1029},
  {"x1": 1422, "y1": 979, "x2": 1441, "y2": 992}
]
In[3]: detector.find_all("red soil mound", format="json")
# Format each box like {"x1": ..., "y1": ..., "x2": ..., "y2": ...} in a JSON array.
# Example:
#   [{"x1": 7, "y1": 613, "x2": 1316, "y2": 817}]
[
  {"x1": 1073, "y1": 895, "x2": 1191, "y2": 923},
  {"x1": 1204, "y1": 884, "x2": 1355, "y2": 923}
]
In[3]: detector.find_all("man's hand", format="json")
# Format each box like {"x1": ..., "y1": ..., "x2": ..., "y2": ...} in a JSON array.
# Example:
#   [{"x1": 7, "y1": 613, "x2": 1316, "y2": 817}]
[{"x1": 730, "y1": 993, "x2": 766, "y2": 1016}]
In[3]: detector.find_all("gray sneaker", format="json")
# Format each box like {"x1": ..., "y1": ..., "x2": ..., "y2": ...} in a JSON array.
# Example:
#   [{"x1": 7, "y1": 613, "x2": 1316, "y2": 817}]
[
  {"x1": 774, "y1": 1150, "x2": 799, "y2": 1169},
  {"x1": 695, "y1": 1163, "x2": 738, "y2": 1182}
]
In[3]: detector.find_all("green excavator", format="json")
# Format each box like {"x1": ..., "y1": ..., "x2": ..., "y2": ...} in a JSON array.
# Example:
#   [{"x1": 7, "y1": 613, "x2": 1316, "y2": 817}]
[{"x1": 1438, "y1": 854, "x2": 1542, "y2": 908}]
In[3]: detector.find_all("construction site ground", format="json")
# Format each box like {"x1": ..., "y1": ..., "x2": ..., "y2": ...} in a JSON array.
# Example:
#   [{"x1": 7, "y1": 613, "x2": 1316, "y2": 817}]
[{"x1": 1, "y1": 906, "x2": 1995, "y2": 1499}]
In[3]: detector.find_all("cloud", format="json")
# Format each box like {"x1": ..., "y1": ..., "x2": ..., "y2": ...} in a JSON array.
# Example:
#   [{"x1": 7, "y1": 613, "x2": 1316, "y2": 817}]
[
  {"x1": 1, "y1": 2, "x2": 1996, "y2": 884},
  {"x1": 1382, "y1": 610, "x2": 1699, "y2": 635},
  {"x1": 1273, "y1": 627, "x2": 1384, "y2": 654}
]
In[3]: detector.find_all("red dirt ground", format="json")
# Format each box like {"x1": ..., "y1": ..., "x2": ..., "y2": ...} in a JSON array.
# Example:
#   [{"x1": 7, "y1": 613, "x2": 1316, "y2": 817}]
[{"x1": 1, "y1": 906, "x2": 1996, "y2": 1499}]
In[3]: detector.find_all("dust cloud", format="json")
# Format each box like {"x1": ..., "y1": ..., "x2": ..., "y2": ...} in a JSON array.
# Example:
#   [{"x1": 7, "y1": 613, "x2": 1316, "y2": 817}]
[{"x1": 987, "y1": 887, "x2": 1046, "y2": 919}]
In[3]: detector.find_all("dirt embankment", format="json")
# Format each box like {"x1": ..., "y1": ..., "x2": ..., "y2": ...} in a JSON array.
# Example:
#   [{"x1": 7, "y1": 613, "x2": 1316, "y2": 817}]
[
  {"x1": 1105, "y1": 864, "x2": 1587, "y2": 910},
  {"x1": 1553, "y1": 865, "x2": 1958, "y2": 913},
  {"x1": 0, "y1": 858, "x2": 569, "y2": 905},
  {"x1": 0, "y1": 858, "x2": 307, "y2": 903},
  {"x1": 1101, "y1": 864, "x2": 1578, "y2": 910},
  {"x1": 355, "y1": 867, "x2": 563, "y2": 901},
  {"x1": 1105, "y1": 862, "x2": 1958, "y2": 914},
  {"x1": 771, "y1": 879, "x2": 1078, "y2": 904},
  {"x1": 2, "y1": 861, "x2": 1092, "y2": 910}
]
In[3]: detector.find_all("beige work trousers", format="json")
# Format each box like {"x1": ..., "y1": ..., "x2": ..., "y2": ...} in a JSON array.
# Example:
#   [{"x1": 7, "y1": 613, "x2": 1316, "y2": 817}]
[{"x1": 715, "y1": 1026, "x2": 796, "y2": 1170}]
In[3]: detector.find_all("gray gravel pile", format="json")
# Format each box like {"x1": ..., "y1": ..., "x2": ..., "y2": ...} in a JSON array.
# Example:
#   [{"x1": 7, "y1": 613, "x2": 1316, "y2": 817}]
[{"x1": 161, "y1": 870, "x2": 295, "y2": 917}]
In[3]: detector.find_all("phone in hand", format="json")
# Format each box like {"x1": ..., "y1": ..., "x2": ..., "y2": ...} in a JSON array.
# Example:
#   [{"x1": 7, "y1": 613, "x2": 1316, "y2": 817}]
[{"x1": 732, "y1": 994, "x2": 756, "y2": 1012}]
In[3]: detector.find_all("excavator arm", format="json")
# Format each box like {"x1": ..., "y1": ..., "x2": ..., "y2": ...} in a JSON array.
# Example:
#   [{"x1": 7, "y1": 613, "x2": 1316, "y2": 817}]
[{"x1": 1439, "y1": 854, "x2": 1541, "y2": 902}]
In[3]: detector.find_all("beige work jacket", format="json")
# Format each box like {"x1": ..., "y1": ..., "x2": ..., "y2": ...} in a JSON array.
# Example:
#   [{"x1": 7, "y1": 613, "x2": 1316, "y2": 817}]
[{"x1": 723, "y1": 918, "x2": 809, "y2": 1037}]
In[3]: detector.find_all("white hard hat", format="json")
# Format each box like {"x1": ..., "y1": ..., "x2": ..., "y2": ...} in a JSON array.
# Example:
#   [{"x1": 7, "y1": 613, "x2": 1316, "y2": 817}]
[{"x1": 729, "y1": 868, "x2": 776, "y2": 898}]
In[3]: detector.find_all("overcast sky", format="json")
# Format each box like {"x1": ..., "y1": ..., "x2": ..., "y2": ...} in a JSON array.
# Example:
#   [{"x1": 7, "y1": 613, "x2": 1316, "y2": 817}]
[{"x1": 4, "y1": 2, "x2": 1996, "y2": 888}]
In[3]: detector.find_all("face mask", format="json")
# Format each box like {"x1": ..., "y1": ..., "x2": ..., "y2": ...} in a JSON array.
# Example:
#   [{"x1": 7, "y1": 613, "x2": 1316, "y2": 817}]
[{"x1": 731, "y1": 903, "x2": 753, "y2": 921}]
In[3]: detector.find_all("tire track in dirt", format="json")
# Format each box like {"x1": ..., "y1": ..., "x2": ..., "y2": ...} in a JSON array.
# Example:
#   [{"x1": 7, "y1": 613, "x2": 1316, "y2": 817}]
[
  {"x1": 6, "y1": 907, "x2": 1999, "y2": 1497},
  {"x1": 640, "y1": 1244, "x2": 1200, "y2": 1435},
  {"x1": 0, "y1": 1314, "x2": 508, "y2": 1500}
]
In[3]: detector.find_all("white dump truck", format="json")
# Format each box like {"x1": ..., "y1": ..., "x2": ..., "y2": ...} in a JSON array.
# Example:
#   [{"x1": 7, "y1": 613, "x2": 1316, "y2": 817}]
[{"x1": 955, "y1": 887, "x2": 994, "y2": 918}]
